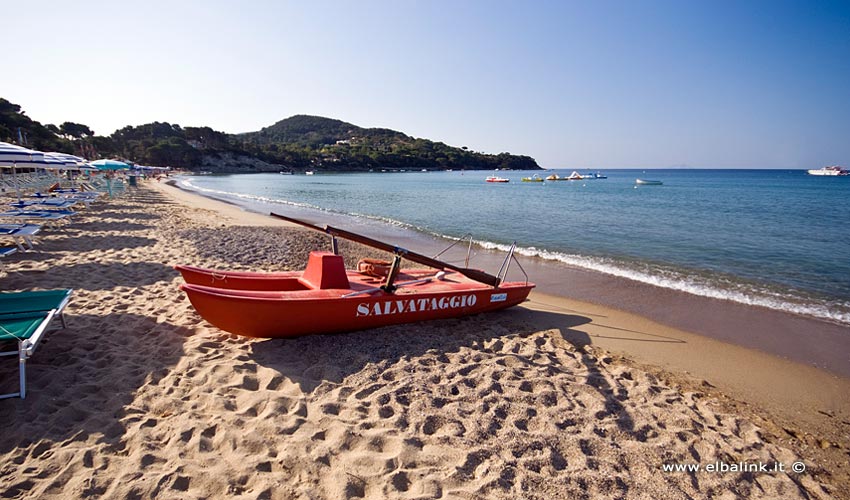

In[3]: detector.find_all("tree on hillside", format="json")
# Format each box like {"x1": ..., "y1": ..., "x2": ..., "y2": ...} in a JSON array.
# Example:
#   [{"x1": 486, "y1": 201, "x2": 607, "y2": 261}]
[
  {"x1": 0, "y1": 99, "x2": 23, "y2": 115},
  {"x1": 59, "y1": 122, "x2": 94, "y2": 139}
]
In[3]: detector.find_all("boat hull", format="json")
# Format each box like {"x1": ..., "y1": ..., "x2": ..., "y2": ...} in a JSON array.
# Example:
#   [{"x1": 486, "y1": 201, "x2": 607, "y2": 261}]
[
  {"x1": 807, "y1": 169, "x2": 847, "y2": 176},
  {"x1": 180, "y1": 280, "x2": 534, "y2": 338},
  {"x1": 175, "y1": 265, "x2": 305, "y2": 291}
]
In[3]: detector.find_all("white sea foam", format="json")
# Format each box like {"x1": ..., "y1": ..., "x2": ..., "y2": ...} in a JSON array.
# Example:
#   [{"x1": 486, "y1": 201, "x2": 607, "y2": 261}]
[
  {"x1": 179, "y1": 179, "x2": 330, "y2": 213},
  {"x1": 474, "y1": 239, "x2": 850, "y2": 326}
]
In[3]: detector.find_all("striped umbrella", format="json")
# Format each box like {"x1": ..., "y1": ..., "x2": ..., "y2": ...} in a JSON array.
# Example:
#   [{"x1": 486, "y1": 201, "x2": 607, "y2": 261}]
[
  {"x1": 0, "y1": 141, "x2": 45, "y2": 164},
  {"x1": 0, "y1": 142, "x2": 47, "y2": 199},
  {"x1": 45, "y1": 152, "x2": 88, "y2": 169}
]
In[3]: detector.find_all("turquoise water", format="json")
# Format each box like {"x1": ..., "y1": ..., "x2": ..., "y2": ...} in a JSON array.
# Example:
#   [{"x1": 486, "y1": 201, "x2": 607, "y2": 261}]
[{"x1": 178, "y1": 169, "x2": 850, "y2": 325}]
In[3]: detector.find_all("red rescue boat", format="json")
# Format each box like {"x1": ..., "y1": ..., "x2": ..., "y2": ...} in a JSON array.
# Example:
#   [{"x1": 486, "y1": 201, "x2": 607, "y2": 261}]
[{"x1": 176, "y1": 215, "x2": 535, "y2": 338}]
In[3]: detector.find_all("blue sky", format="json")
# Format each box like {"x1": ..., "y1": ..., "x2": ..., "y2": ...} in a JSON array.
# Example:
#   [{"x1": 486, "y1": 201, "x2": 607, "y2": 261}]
[{"x1": 4, "y1": 1, "x2": 849, "y2": 168}]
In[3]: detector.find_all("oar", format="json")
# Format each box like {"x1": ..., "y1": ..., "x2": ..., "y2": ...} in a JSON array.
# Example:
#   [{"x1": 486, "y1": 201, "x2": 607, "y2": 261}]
[{"x1": 270, "y1": 213, "x2": 501, "y2": 287}]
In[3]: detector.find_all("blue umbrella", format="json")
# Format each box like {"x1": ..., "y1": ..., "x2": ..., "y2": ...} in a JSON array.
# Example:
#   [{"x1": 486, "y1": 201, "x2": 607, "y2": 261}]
[
  {"x1": 90, "y1": 159, "x2": 132, "y2": 197},
  {"x1": 90, "y1": 159, "x2": 131, "y2": 170}
]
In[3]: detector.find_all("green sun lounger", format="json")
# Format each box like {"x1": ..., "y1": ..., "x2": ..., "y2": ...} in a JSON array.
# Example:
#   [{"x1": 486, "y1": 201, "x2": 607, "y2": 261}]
[{"x1": 0, "y1": 289, "x2": 72, "y2": 399}]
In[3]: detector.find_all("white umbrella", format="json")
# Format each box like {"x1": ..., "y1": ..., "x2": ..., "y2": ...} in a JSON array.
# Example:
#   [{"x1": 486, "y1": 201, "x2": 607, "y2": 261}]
[
  {"x1": 46, "y1": 152, "x2": 86, "y2": 163},
  {"x1": 0, "y1": 142, "x2": 47, "y2": 200},
  {"x1": 41, "y1": 153, "x2": 78, "y2": 188},
  {"x1": 45, "y1": 152, "x2": 86, "y2": 170},
  {"x1": 0, "y1": 141, "x2": 45, "y2": 164}
]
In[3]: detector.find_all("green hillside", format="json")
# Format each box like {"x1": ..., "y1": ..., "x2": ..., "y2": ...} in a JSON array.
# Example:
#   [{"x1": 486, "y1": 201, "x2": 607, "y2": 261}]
[
  {"x1": 237, "y1": 115, "x2": 540, "y2": 172},
  {"x1": 1, "y1": 99, "x2": 541, "y2": 172}
]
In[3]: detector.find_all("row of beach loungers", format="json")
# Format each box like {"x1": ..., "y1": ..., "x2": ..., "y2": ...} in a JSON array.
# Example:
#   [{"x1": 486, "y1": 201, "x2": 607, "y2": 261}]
[{"x1": 1, "y1": 178, "x2": 127, "y2": 399}]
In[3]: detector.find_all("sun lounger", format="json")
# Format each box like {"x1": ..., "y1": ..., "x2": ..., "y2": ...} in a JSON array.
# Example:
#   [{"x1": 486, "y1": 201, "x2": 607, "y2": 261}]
[
  {"x1": 0, "y1": 289, "x2": 72, "y2": 399},
  {"x1": 35, "y1": 199, "x2": 77, "y2": 209},
  {"x1": 26, "y1": 209, "x2": 75, "y2": 216},
  {"x1": 0, "y1": 247, "x2": 18, "y2": 273},
  {"x1": 0, "y1": 211, "x2": 71, "y2": 228},
  {"x1": 8, "y1": 201, "x2": 41, "y2": 209},
  {"x1": 0, "y1": 224, "x2": 41, "y2": 251}
]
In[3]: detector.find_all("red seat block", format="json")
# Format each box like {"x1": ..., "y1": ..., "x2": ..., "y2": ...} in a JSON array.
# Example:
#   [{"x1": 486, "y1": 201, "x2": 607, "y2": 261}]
[{"x1": 299, "y1": 251, "x2": 351, "y2": 289}]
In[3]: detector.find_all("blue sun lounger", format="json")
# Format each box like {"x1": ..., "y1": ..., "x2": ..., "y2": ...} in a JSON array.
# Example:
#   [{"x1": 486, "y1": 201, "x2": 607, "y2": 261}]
[
  {"x1": 0, "y1": 289, "x2": 72, "y2": 399},
  {"x1": 9, "y1": 199, "x2": 77, "y2": 210},
  {"x1": 0, "y1": 224, "x2": 41, "y2": 251},
  {"x1": 0, "y1": 211, "x2": 71, "y2": 228}
]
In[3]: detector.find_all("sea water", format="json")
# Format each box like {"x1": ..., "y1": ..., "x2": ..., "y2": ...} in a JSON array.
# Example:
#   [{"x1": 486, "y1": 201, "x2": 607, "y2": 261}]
[{"x1": 177, "y1": 169, "x2": 850, "y2": 325}]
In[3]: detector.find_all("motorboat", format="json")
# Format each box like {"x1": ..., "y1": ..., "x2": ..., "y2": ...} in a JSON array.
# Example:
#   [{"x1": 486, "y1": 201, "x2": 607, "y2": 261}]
[
  {"x1": 485, "y1": 176, "x2": 510, "y2": 183},
  {"x1": 635, "y1": 179, "x2": 663, "y2": 185},
  {"x1": 176, "y1": 215, "x2": 534, "y2": 338},
  {"x1": 807, "y1": 166, "x2": 848, "y2": 176}
]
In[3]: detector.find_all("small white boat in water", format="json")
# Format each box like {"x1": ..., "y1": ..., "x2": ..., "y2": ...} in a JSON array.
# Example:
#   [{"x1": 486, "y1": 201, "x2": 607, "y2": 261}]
[
  {"x1": 485, "y1": 175, "x2": 510, "y2": 183},
  {"x1": 305, "y1": 171, "x2": 315, "y2": 176},
  {"x1": 807, "y1": 166, "x2": 848, "y2": 176},
  {"x1": 635, "y1": 179, "x2": 663, "y2": 185}
]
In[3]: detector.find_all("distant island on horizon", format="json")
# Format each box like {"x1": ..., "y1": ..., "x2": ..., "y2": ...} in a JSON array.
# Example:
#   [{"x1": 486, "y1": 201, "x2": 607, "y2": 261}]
[{"x1": 0, "y1": 98, "x2": 541, "y2": 173}]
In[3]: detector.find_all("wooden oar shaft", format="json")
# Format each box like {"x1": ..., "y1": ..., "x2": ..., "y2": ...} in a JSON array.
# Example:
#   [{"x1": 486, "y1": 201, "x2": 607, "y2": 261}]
[{"x1": 271, "y1": 213, "x2": 501, "y2": 287}]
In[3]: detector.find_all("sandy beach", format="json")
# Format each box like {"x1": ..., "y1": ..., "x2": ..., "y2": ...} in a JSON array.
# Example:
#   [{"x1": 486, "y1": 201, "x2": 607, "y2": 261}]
[{"x1": 1, "y1": 179, "x2": 848, "y2": 499}]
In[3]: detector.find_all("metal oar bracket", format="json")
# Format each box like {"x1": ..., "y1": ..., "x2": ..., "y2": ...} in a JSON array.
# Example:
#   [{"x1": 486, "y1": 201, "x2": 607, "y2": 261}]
[{"x1": 381, "y1": 255, "x2": 404, "y2": 293}]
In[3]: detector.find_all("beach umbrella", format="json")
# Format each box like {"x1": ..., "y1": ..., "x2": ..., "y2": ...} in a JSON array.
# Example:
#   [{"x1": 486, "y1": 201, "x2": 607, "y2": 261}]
[
  {"x1": 90, "y1": 159, "x2": 131, "y2": 197},
  {"x1": 41, "y1": 153, "x2": 80, "y2": 187},
  {"x1": 40, "y1": 154, "x2": 68, "y2": 169},
  {"x1": 90, "y1": 159, "x2": 131, "y2": 171},
  {"x1": 0, "y1": 142, "x2": 47, "y2": 200},
  {"x1": 0, "y1": 142, "x2": 46, "y2": 167},
  {"x1": 46, "y1": 152, "x2": 86, "y2": 162},
  {"x1": 45, "y1": 152, "x2": 88, "y2": 170}
]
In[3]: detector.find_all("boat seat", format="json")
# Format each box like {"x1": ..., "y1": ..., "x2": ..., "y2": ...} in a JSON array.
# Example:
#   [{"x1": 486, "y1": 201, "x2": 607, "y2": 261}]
[{"x1": 299, "y1": 251, "x2": 351, "y2": 290}]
